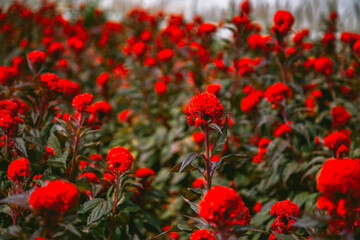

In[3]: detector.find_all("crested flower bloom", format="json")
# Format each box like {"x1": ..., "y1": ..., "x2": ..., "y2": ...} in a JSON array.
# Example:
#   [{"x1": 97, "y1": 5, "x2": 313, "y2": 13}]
[
  {"x1": 0, "y1": 100, "x2": 23, "y2": 135},
  {"x1": 241, "y1": 90, "x2": 264, "y2": 113},
  {"x1": 199, "y1": 186, "x2": 251, "y2": 232},
  {"x1": 265, "y1": 82, "x2": 292, "y2": 106},
  {"x1": 7, "y1": 158, "x2": 30, "y2": 182},
  {"x1": 29, "y1": 180, "x2": 79, "y2": 214},
  {"x1": 106, "y1": 146, "x2": 134, "y2": 173},
  {"x1": 72, "y1": 93, "x2": 94, "y2": 112},
  {"x1": 78, "y1": 172, "x2": 100, "y2": 184},
  {"x1": 269, "y1": 200, "x2": 301, "y2": 240},
  {"x1": 157, "y1": 48, "x2": 174, "y2": 61},
  {"x1": 187, "y1": 92, "x2": 224, "y2": 128},
  {"x1": 331, "y1": 106, "x2": 351, "y2": 129},
  {"x1": 206, "y1": 83, "x2": 222, "y2": 95},
  {"x1": 314, "y1": 57, "x2": 333, "y2": 75},
  {"x1": 317, "y1": 158, "x2": 360, "y2": 231},
  {"x1": 118, "y1": 109, "x2": 132, "y2": 123},
  {"x1": 271, "y1": 10, "x2": 294, "y2": 36},
  {"x1": 190, "y1": 229, "x2": 216, "y2": 240},
  {"x1": 134, "y1": 168, "x2": 155, "y2": 179},
  {"x1": 27, "y1": 50, "x2": 46, "y2": 72},
  {"x1": 192, "y1": 177, "x2": 206, "y2": 189},
  {"x1": 192, "y1": 132, "x2": 205, "y2": 144},
  {"x1": 323, "y1": 131, "x2": 350, "y2": 158},
  {"x1": 87, "y1": 101, "x2": 112, "y2": 126},
  {"x1": 154, "y1": 81, "x2": 167, "y2": 95},
  {"x1": 96, "y1": 72, "x2": 110, "y2": 88},
  {"x1": 253, "y1": 137, "x2": 272, "y2": 163},
  {"x1": 273, "y1": 122, "x2": 292, "y2": 137}
]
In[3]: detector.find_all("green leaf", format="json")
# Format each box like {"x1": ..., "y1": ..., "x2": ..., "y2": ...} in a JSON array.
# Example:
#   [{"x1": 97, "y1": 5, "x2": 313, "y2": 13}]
[
  {"x1": 211, "y1": 153, "x2": 252, "y2": 175},
  {"x1": 80, "y1": 198, "x2": 104, "y2": 214},
  {"x1": 272, "y1": 232, "x2": 297, "y2": 240},
  {"x1": 181, "y1": 195, "x2": 199, "y2": 214},
  {"x1": 47, "y1": 132, "x2": 62, "y2": 158},
  {"x1": 0, "y1": 193, "x2": 30, "y2": 207},
  {"x1": 178, "y1": 152, "x2": 203, "y2": 173},
  {"x1": 87, "y1": 199, "x2": 113, "y2": 224},
  {"x1": 208, "y1": 123, "x2": 222, "y2": 134},
  {"x1": 211, "y1": 116, "x2": 228, "y2": 157},
  {"x1": 12, "y1": 138, "x2": 28, "y2": 158}
]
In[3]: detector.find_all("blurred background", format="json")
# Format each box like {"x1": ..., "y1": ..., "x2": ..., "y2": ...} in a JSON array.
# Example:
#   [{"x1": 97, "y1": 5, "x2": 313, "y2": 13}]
[{"x1": 2, "y1": 0, "x2": 360, "y2": 35}]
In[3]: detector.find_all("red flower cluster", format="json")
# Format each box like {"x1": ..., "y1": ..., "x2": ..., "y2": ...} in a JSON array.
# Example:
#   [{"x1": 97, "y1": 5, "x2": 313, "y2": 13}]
[
  {"x1": 269, "y1": 200, "x2": 301, "y2": 240},
  {"x1": 314, "y1": 57, "x2": 333, "y2": 75},
  {"x1": 331, "y1": 106, "x2": 351, "y2": 129},
  {"x1": 106, "y1": 146, "x2": 134, "y2": 173},
  {"x1": 253, "y1": 137, "x2": 271, "y2": 163},
  {"x1": 265, "y1": 82, "x2": 292, "y2": 106},
  {"x1": 78, "y1": 172, "x2": 100, "y2": 184},
  {"x1": 271, "y1": 10, "x2": 294, "y2": 36},
  {"x1": 118, "y1": 109, "x2": 132, "y2": 123},
  {"x1": 96, "y1": 72, "x2": 110, "y2": 88},
  {"x1": 27, "y1": 50, "x2": 46, "y2": 72},
  {"x1": 192, "y1": 177, "x2": 206, "y2": 189},
  {"x1": 192, "y1": 132, "x2": 205, "y2": 144},
  {"x1": 7, "y1": 158, "x2": 30, "y2": 182},
  {"x1": 241, "y1": 88, "x2": 264, "y2": 113},
  {"x1": 29, "y1": 180, "x2": 79, "y2": 214},
  {"x1": 134, "y1": 167, "x2": 155, "y2": 179},
  {"x1": 163, "y1": 225, "x2": 179, "y2": 240},
  {"x1": 206, "y1": 83, "x2": 222, "y2": 95},
  {"x1": 199, "y1": 185, "x2": 251, "y2": 231},
  {"x1": 157, "y1": 48, "x2": 174, "y2": 61},
  {"x1": 273, "y1": 122, "x2": 292, "y2": 137},
  {"x1": 323, "y1": 131, "x2": 350, "y2": 158},
  {"x1": 0, "y1": 100, "x2": 23, "y2": 135},
  {"x1": 72, "y1": 93, "x2": 94, "y2": 112},
  {"x1": 317, "y1": 158, "x2": 360, "y2": 231},
  {"x1": 154, "y1": 81, "x2": 167, "y2": 95},
  {"x1": 87, "y1": 101, "x2": 112, "y2": 126},
  {"x1": 187, "y1": 92, "x2": 224, "y2": 128},
  {"x1": 190, "y1": 229, "x2": 216, "y2": 240}
]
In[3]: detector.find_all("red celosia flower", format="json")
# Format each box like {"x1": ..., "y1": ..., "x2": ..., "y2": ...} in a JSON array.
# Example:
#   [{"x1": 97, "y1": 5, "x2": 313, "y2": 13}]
[
  {"x1": 29, "y1": 180, "x2": 79, "y2": 213},
  {"x1": 58, "y1": 79, "x2": 81, "y2": 98},
  {"x1": 103, "y1": 173, "x2": 115, "y2": 188},
  {"x1": 241, "y1": 90, "x2": 264, "y2": 113},
  {"x1": 253, "y1": 137, "x2": 271, "y2": 163},
  {"x1": 78, "y1": 172, "x2": 100, "y2": 184},
  {"x1": 131, "y1": 42, "x2": 147, "y2": 56},
  {"x1": 106, "y1": 146, "x2": 134, "y2": 173},
  {"x1": 305, "y1": 97, "x2": 316, "y2": 114},
  {"x1": 27, "y1": 50, "x2": 46, "y2": 72},
  {"x1": 144, "y1": 57, "x2": 156, "y2": 66},
  {"x1": 154, "y1": 81, "x2": 167, "y2": 95},
  {"x1": 324, "y1": 131, "x2": 350, "y2": 158},
  {"x1": 314, "y1": 57, "x2": 333, "y2": 75},
  {"x1": 87, "y1": 101, "x2": 112, "y2": 126},
  {"x1": 317, "y1": 158, "x2": 360, "y2": 231},
  {"x1": 265, "y1": 82, "x2": 292, "y2": 105},
  {"x1": 271, "y1": 10, "x2": 294, "y2": 36},
  {"x1": 72, "y1": 93, "x2": 94, "y2": 112},
  {"x1": 247, "y1": 34, "x2": 272, "y2": 51},
  {"x1": 192, "y1": 132, "x2": 205, "y2": 143},
  {"x1": 322, "y1": 32, "x2": 335, "y2": 47},
  {"x1": 293, "y1": 29, "x2": 309, "y2": 45},
  {"x1": 89, "y1": 154, "x2": 102, "y2": 161},
  {"x1": 192, "y1": 177, "x2": 206, "y2": 189},
  {"x1": 45, "y1": 147, "x2": 55, "y2": 157},
  {"x1": 7, "y1": 158, "x2": 30, "y2": 182},
  {"x1": 157, "y1": 49, "x2": 174, "y2": 61},
  {"x1": 40, "y1": 73, "x2": 61, "y2": 93},
  {"x1": 47, "y1": 41, "x2": 65, "y2": 56},
  {"x1": 118, "y1": 109, "x2": 132, "y2": 123},
  {"x1": 67, "y1": 36, "x2": 85, "y2": 52},
  {"x1": 188, "y1": 92, "x2": 224, "y2": 128},
  {"x1": 253, "y1": 202, "x2": 262, "y2": 213},
  {"x1": 190, "y1": 229, "x2": 216, "y2": 240},
  {"x1": 198, "y1": 23, "x2": 217, "y2": 34},
  {"x1": 269, "y1": 200, "x2": 301, "y2": 239},
  {"x1": 238, "y1": 57, "x2": 261, "y2": 76},
  {"x1": 273, "y1": 122, "x2": 292, "y2": 137},
  {"x1": 353, "y1": 40, "x2": 360, "y2": 55},
  {"x1": 206, "y1": 83, "x2": 222, "y2": 95},
  {"x1": 199, "y1": 185, "x2": 251, "y2": 231},
  {"x1": 135, "y1": 168, "x2": 155, "y2": 178},
  {"x1": 240, "y1": 0, "x2": 251, "y2": 15},
  {"x1": 331, "y1": 106, "x2": 351, "y2": 129},
  {"x1": 96, "y1": 72, "x2": 109, "y2": 87}
]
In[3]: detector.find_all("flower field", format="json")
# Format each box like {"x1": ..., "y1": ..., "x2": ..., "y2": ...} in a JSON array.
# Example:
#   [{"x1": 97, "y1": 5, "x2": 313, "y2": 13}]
[{"x1": 1, "y1": 1, "x2": 360, "y2": 239}]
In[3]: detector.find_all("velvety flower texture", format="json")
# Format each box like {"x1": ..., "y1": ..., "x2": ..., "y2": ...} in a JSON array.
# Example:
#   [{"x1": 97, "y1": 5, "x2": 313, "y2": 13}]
[
  {"x1": 271, "y1": 10, "x2": 294, "y2": 36},
  {"x1": 317, "y1": 158, "x2": 360, "y2": 231},
  {"x1": 323, "y1": 131, "x2": 350, "y2": 158},
  {"x1": 190, "y1": 229, "x2": 216, "y2": 240},
  {"x1": 106, "y1": 146, "x2": 134, "y2": 173},
  {"x1": 7, "y1": 158, "x2": 30, "y2": 182},
  {"x1": 187, "y1": 92, "x2": 224, "y2": 128},
  {"x1": 29, "y1": 180, "x2": 79, "y2": 214},
  {"x1": 27, "y1": 50, "x2": 46, "y2": 71},
  {"x1": 265, "y1": 82, "x2": 292, "y2": 105},
  {"x1": 72, "y1": 93, "x2": 94, "y2": 112},
  {"x1": 199, "y1": 185, "x2": 251, "y2": 230},
  {"x1": 269, "y1": 200, "x2": 301, "y2": 240},
  {"x1": 331, "y1": 106, "x2": 351, "y2": 129}
]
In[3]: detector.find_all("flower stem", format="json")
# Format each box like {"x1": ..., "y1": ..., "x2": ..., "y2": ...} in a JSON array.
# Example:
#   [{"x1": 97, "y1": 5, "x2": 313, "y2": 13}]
[
  {"x1": 68, "y1": 114, "x2": 83, "y2": 180},
  {"x1": 204, "y1": 128, "x2": 212, "y2": 190},
  {"x1": 108, "y1": 174, "x2": 120, "y2": 240}
]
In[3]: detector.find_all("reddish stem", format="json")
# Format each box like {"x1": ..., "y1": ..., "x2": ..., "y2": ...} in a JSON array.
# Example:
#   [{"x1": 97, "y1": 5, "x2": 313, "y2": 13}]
[
  {"x1": 108, "y1": 173, "x2": 120, "y2": 240},
  {"x1": 204, "y1": 128, "x2": 212, "y2": 190}
]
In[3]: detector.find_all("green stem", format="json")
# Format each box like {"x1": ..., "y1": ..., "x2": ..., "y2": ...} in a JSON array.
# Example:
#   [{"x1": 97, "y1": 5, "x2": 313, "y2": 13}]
[
  {"x1": 108, "y1": 174, "x2": 120, "y2": 240},
  {"x1": 204, "y1": 128, "x2": 211, "y2": 190}
]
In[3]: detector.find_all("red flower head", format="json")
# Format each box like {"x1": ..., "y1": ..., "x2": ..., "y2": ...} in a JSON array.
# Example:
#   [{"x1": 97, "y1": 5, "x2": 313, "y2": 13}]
[
  {"x1": 47, "y1": 41, "x2": 65, "y2": 56},
  {"x1": 324, "y1": 131, "x2": 350, "y2": 158},
  {"x1": 40, "y1": 73, "x2": 61, "y2": 93},
  {"x1": 103, "y1": 173, "x2": 115, "y2": 188},
  {"x1": 192, "y1": 177, "x2": 206, "y2": 189},
  {"x1": 135, "y1": 168, "x2": 155, "y2": 179},
  {"x1": 87, "y1": 101, "x2": 112, "y2": 126},
  {"x1": 199, "y1": 186, "x2": 251, "y2": 231},
  {"x1": 240, "y1": 0, "x2": 251, "y2": 15},
  {"x1": 157, "y1": 49, "x2": 174, "y2": 61},
  {"x1": 118, "y1": 109, "x2": 132, "y2": 123},
  {"x1": 58, "y1": 79, "x2": 81, "y2": 98},
  {"x1": 247, "y1": 34, "x2": 272, "y2": 51},
  {"x1": 265, "y1": 82, "x2": 292, "y2": 106},
  {"x1": 67, "y1": 36, "x2": 85, "y2": 53},
  {"x1": 78, "y1": 172, "x2": 100, "y2": 184},
  {"x1": 188, "y1": 92, "x2": 224, "y2": 128},
  {"x1": 72, "y1": 93, "x2": 94, "y2": 112},
  {"x1": 305, "y1": 97, "x2": 316, "y2": 114},
  {"x1": 353, "y1": 40, "x2": 360, "y2": 55},
  {"x1": 206, "y1": 83, "x2": 222, "y2": 95},
  {"x1": 154, "y1": 81, "x2": 167, "y2": 95},
  {"x1": 7, "y1": 158, "x2": 30, "y2": 182},
  {"x1": 314, "y1": 57, "x2": 333, "y2": 75},
  {"x1": 45, "y1": 146, "x2": 55, "y2": 157},
  {"x1": 29, "y1": 180, "x2": 79, "y2": 214},
  {"x1": 253, "y1": 137, "x2": 272, "y2": 163},
  {"x1": 131, "y1": 42, "x2": 147, "y2": 56},
  {"x1": 163, "y1": 225, "x2": 179, "y2": 240},
  {"x1": 331, "y1": 106, "x2": 351, "y2": 129},
  {"x1": 190, "y1": 229, "x2": 216, "y2": 240},
  {"x1": 192, "y1": 132, "x2": 205, "y2": 144},
  {"x1": 271, "y1": 10, "x2": 294, "y2": 36},
  {"x1": 253, "y1": 202, "x2": 262, "y2": 213},
  {"x1": 27, "y1": 50, "x2": 46, "y2": 72},
  {"x1": 241, "y1": 90, "x2": 264, "y2": 113},
  {"x1": 106, "y1": 146, "x2": 134, "y2": 173},
  {"x1": 89, "y1": 154, "x2": 102, "y2": 161},
  {"x1": 322, "y1": 32, "x2": 335, "y2": 47},
  {"x1": 198, "y1": 23, "x2": 217, "y2": 35},
  {"x1": 273, "y1": 122, "x2": 292, "y2": 137},
  {"x1": 270, "y1": 200, "x2": 301, "y2": 238},
  {"x1": 96, "y1": 72, "x2": 109, "y2": 87}
]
